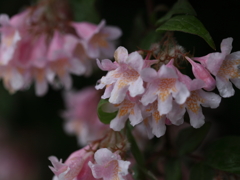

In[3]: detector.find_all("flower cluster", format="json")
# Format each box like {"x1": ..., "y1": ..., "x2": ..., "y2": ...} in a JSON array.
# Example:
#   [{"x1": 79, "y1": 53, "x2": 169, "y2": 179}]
[
  {"x1": 49, "y1": 132, "x2": 132, "y2": 180},
  {"x1": 0, "y1": 1, "x2": 121, "y2": 96},
  {"x1": 62, "y1": 86, "x2": 109, "y2": 146},
  {"x1": 95, "y1": 40, "x2": 239, "y2": 137}
]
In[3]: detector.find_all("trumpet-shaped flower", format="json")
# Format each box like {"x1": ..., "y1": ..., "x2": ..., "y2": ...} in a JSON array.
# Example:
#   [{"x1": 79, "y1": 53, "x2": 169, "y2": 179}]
[
  {"x1": 109, "y1": 94, "x2": 143, "y2": 131},
  {"x1": 88, "y1": 148, "x2": 130, "y2": 180},
  {"x1": 194, "y1": 38, "x2": 240, "y2": 97},
  {"x1": 141, "y1": 64, "x2": 190, "y2": 115},
  {"x1": 186, "y1": 56, "x2": 216, "y2": 91},
  {"x1": 143, "y1": 101, "x2": 167, "y2": 138},
  {"x1": 62, "y1": 86, "x2": 109, "y2": 146},
  {"x1": 72, "y1": 20, "x2": 122, "y2": 59},
  {"x1": 49, "y1": 145, "x2": 95, "y2": 180},
  {"x1": 96, "y1": 46, "x2": 146, "y2": 104}
]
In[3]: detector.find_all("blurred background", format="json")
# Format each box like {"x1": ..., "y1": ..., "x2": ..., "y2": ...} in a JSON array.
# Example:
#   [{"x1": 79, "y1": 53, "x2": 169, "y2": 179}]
[{"x1": 0, "y1": 0, "x2": 239, "y2": 179}]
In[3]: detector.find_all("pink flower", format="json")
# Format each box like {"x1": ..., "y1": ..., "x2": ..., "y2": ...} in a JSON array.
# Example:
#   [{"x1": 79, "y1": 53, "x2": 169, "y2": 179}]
[
  {"x1": 141, "y1": 63, "x2": 190, "y2": 115},
  {"x1": 185, "y1": 56, "x2": 216, "y2": 91},
  {"x1": 143, "y1": 101, "x2": 167, "y2": 138},
  {"x1": 49, "y1": 145, "x2": 95, "y2": 180},
  {"x1": 194, "y1": 38, "x2": 240, "y2": 97},
  {"x1": 88, "y1": 148, "x2": 130, "y2": 180},
  {"x1": 0, "y1": 2, "x2": 122, "y2": 96},
  {"x1": 96, "y1": 46, "x2": 146, "y2": 104},
  {"x1": 0, "y1": 14, "x2": 21, "y2": 65},
  {"x1": 193, "y1": 38, "x2": 233, "y2": 76},
  {"x1": 62, "y1": 86, "x2": 109, "y2": 146},
  {"x1": 166, "y1": 60, "x2": 221, "y2": 128},
  {"x1": 108, "y1": 94, "x2": 143, "y2": 131},
  {"x1": 72, "y1": 20, "x2": 122, "y2": 59}
]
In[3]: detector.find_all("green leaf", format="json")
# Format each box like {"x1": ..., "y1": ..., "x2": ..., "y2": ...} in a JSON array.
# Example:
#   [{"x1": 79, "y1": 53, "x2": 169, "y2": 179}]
[
  {"x1": 156, "y1": 0, "x2": 197, "y2": 24},
  {"x1": 97, "y1": 99, "x2": 117, "y2": 124},
  {"x1": 165, "y1": 158, "x2": 182, "y2": 180},
  {"x1": 189, "y1": 163, "x2": 214, "y2": 180},
  {"x1": 205, "y1": 136, "x2": 240, "y2": 174},
  {"x1": 156, "y1": 15, "x2": 216, "y2": 50},
  {"x1": 176, "y1": 122, "x2": 211, "y2": 156},
  {"x1": 70, "y1": 0, "x2": 100, "y2": 23}
]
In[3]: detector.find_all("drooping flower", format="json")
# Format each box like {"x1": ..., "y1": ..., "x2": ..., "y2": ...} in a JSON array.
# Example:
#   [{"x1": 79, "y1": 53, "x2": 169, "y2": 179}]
[
  {"x1": 96, "y1": 46, "x2": 146, "y2": 104},
  {"x1": 88, "y1": 148, "x2": 130, "y2": 180},
  {"x1": 141, "y1": 63, "x2": 190, "y2": 115},
  {"x1": 108, "y1": 94, "x2": 143, "y2": 131},
  {"x1": 0, "y1": 0, "x2": 122, "y2": 96},
  {"x1": 49, "y1": 145, "x2": 96, "y2": 180},
  {"x1": 185, "y1": 56, "x2": 216, "y2": 91},
  {"x1": 194, "y1": 38, "x2": 240, "y2": 97},
  {"x1": 62, "y1": 86, "x2": 109, "y2": 146},
  {"x1": 72, "y1": 20, "x2": 122, "y2": 59}
]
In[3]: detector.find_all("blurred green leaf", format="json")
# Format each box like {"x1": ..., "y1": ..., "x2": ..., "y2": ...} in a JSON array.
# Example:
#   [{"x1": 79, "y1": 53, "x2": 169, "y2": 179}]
[
  {"x1": 139, "y1": 30, "x2": 163, "y2": 50},
  {"x1": 176, "y1": 122, "x2": 211, "y2": 156},
  {"x1": 156, "y1": 0, "x2": 197, "y2": 24},
  {"x1": 205, "y1": 136, "x2": 240, "y2": 174},
  {"x1": 97, "y1": 99, "x2": 117, "y2": 124},
  {"x1": 189, "y1": 163, "x2": 214, "y2": 180},
  {"x1": 156, "y1": 15, "x2": 216, "y2": 49},
  {"x1": 165, "y1": 158, "x2": 182, "y2": 180},
  {"x1": 70, "y1": 0, "x2": 100, "y2": 23}
]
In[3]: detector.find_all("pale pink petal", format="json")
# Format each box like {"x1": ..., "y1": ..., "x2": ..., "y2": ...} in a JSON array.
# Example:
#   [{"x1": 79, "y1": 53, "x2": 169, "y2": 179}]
[
  {"x1": 72, "y1": 22, "x2": 97, "y2": 40},
  {"x1": 0, "y1": 14, "x2": 9, "y2": 25},
  {"x1": 220, "y1": 37, "x2": 233, "y2": 55},
  {"x1": 173, "y1": 81, "x2": 190, "y2": 104},
  {"x1": 150, "y1": 116, "x2": 166, "y2": 138},
  {"x1": 140, "y1": 68, "x2": 157, "y2": 83},
  {"x1": 96, "y1": 59, "x2": 118, "y2": 71},
  {"x1": 157, "y1": 94, "x2": 172, "y2": 114},
  {"x1": 129, "y1": 105, "x2": 143, "y2": 126},
  {"x1": 109, "y1": 80, "x2": 129, "y2": 104},
  {"x1": 167, "y1": 101, "x2": 185, "y2": 125},
  {"x1": 10, "y1": 69, "x2": 24, "y2": 90},
  {"x1": 199, "y1": 90, "x2": 221, "y2": 109},
  {"x1": 110, "y1": 114, "x2": 129, "y2": 131},
  {"x1": 94, "y1": 148, "x2": 117, "y2": 165},
  {"x1": 101, "y1": 42, "x2": 116, "y2": 58},
  {"x1": 216, "y1": 76, "x2": 234, "y2": 97},
  {"x1": 101, "y1": 84, "x2": 114, "y2": 99},
  {"x1": 187, "y1": 107, "x2": 205, "y2": 128},
  {"x1": 126, "y1": 52, "x2": 143, "y2": 72},
  {"x1": 158, "y1": 64, "x2": 177, "y2": 79},
  {"x1": 69, "y1": 58, "x2": 86, "y2": 75},
  {"x1": 141, "y1": 85, "x2": 158, "y2": 106},
  {"x1": 101, "y1": 26, "x2": 122, "y2": 40},
  {"x1": 35, "y1": 80, "x2": 48, "y2": 96},
  {"x1": 231, "y1": 78, "x2": 240, "y2": 89},
  {"x1": 186, "y1": 56, "x2": 216, "y2": 91},
  {"x1": 118, "y1": 160, "x2": 131, "y2": 176},
  {"x1": 128, "y1": 77, "x2": 144, "y2": 97},
  {"x1": 88, "y1": 162, "x2": 103, "y2": 178},
  {"x1": 114, "y1": 46, "x2": 128, "y2": 63},
  {"x1": 87, "y1": 43, "x2": 100, "y2": 58}
]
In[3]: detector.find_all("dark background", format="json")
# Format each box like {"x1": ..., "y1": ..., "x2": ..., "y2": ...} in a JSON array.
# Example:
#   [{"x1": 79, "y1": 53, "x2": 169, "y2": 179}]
[{"x1": 0, "y1": 0, "x2": 239, "y2": 179}]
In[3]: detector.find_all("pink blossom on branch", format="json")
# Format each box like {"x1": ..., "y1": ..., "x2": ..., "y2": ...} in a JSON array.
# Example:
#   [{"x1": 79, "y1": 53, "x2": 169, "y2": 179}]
[
  {"x1": 193, "y1": 38, "x2": 240, "y2": 97},
  {"x1": 88, "y1": 148, "x2": 131, "y2": 180},
  {"x1": 96, "y1": 46, "x2": 146, "y2": 104},
  {"x1": 0, "y1": 3, "x2": 122, "y2": 96},
  {"x1": 140, "y1": 63, "x2": 190, "y2": 115},
  {"x1": 72, "y1": 20, "x2": 122, "y2": 59},
  {"x1": 49, "y1": 145, "x2": 96, "y2": 180},
  {"x1": 62, "y1": 86, "x2": 109, "y2": 146}
]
